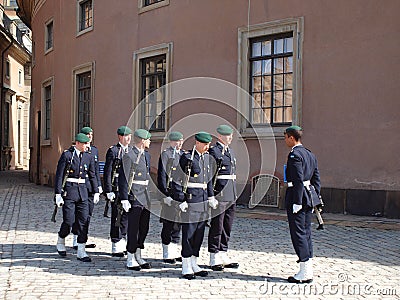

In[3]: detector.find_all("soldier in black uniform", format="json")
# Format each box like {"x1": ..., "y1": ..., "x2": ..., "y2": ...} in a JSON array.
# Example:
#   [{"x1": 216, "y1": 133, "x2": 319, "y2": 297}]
[
  {"x1": 104, "y1": 126, "x2": 132, "y2": 257},
  {"x1": 54, "y1": 133, "x2": 99, "y2": 262},
  {"x1": 71, "y1": 127, "x2": 101, "y2": 250},
  {"x1": 119, "y1": 129, "x2": 152, "y2": 271},
  {"x1": 157, "y1": 131, "x2": 184, "y2": 264},
  {"x1": 172, "y1": 132, "x2": 218, "y2": 280},
  {"x1": 208, "y1": 125, "x2": 239, "y2": 271},
  {"x1": 284, "y1": 126, "x2": 321, "y2": 283}
]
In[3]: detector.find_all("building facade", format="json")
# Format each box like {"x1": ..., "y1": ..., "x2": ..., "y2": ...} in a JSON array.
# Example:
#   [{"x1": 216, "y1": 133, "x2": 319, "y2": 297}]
[
  {"x1": 0, "y1": 0, "x2": 32, "y2": 171},
  {"x1": 17, "y1": 0, "x2": 400, "y2": 217}
]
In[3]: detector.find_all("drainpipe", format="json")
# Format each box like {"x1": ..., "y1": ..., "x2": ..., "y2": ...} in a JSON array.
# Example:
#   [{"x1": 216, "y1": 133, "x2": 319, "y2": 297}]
[{"x1": 0, "y1": 39, "x2": 13, "y2": 170}]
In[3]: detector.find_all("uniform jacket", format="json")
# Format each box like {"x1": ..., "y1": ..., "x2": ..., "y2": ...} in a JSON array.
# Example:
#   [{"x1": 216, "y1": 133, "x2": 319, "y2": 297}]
[
  {"x1": 85, "y1": 145, "x2": 102, "y2": 194},
  {"x1": 104, "y1": 143, "x2": 130, "y2": 193},
  {"x1": 118, "y1": 147, "x2": 151, "y2": 207},
  {"x1": 157, "y1": 146, "x2": 184, "y2": 197},
  {"x1": 208, "y1": 142, "x2": 237, "y2": 202},
  {"x1": 172, "y1": 150, "x2": 214, "y2": 212},
  {"x1": 285, "y1": 145, "x2": 321, "y2": 207},
  {"x1": 54, "y1": 146, "x2": 99, "y2": 201}
]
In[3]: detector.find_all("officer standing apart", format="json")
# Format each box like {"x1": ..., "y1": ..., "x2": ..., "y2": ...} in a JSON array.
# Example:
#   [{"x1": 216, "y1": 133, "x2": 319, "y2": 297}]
[
  {"x1": 208, "y1": 125, "x2": 239, "y2": 271},
  {"x1": 284, "y1": 126, "x2": 321, "y2": 283},
  {"x1": 119, "y1": 129, "x2": 152, "y2": 271},
  {"x1": 103, "y1": 126, "x2": 132, "y2": 257},
  {"x1": 55, "y1": 133, "x2": 99, "y2": 262},
  {"x1": 172, "y1": 132, "x2": 218, "y2": 280},
  {"x1": 157, "y1": 131, "x2": 184, "y2": 264},
  {"x1": 71, "y1": 126, "x2": 102, "y2": 250}
]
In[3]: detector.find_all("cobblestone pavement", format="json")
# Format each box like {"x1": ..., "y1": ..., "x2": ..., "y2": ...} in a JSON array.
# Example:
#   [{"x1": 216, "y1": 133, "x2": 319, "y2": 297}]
[{"x1": 0, "y1": 171, "x2": 399, "y2": 300}]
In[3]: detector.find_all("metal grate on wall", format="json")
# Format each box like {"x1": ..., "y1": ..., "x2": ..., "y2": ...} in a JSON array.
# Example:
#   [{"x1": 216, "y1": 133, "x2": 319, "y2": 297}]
[{"x1": 249, "y1": 174, "x2": 280, "y2": 208}]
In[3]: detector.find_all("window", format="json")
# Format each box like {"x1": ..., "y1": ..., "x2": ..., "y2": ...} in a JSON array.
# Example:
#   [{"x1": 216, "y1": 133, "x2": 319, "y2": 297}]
[
  {"x1": 77, "y1": 71, "x2": 92, "y2": 130},
  {"x1": 78, "y1": 0, "x2": 93, "y2": 33},
  {"x1": 132, "y1": 43, "x2": 173, "y2": 137},
  {"x1": 250, "y1": 33, "x2": 293, "y2": 126},
  {"x1": 140, "y1": 55, "x2": 166, "y2": 131},
  {"x1": 138, "y1": 0, "x2": 169, "y2": 13},
  {"x1": 18, "y1": 69, "x2": 23, "y2": 85},
  {"x1": 143, "y1": 0, "x2": 164, "y2": 6},
  {"x1": 238, "y1": 18, "x2": 303, "y2": 137},
  {"x1": 41, "y1": 77, "x2": 53, "y2": 144},
  {"x1": 5, "y1": 60, "x2": 10, "y2": 79},
  {"x1": 44, "y1": 86, "x2": 51, "y2": 140},
  {"x1": 45, "y1": 20, "x2": 53, "y2": 52}
]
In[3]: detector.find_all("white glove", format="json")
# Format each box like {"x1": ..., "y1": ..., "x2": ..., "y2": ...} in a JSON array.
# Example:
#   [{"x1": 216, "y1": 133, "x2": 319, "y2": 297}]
[
  {"x1": 93, "y1": 193, "x2": 100, "y2": 204},
  {"x1": 179, "y1": 201, "x2": 188, "y2": 212},
  {"x1": 293, "y1": 204, "x2": 302, "y2": 214},
  {"x1": 163, "y1": 196, "x2": 173, "y2": 206},
  {"x1": 208, "y1": 197, "x2": 218, "y2": 209},
  {"x1": 55, "y1": 194, "x2": 64, "y2": 207},
  {"x1": 107, "y1": 192, "x2": 116, "y2": 202},
  {"x1": 121, "y1": 200, "x2": 131, "y2": 212},
  {"x1": 98, "y1": 186, "x2": 103, "y2": 194}
]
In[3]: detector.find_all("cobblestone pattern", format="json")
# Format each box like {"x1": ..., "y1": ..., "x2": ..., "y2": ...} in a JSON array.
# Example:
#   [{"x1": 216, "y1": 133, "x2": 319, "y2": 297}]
[{"x1": 0, "y1": 171, "x2": 399, "y2": 300}]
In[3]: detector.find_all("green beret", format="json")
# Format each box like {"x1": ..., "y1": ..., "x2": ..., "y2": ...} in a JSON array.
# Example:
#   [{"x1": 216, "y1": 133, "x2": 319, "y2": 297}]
[
  {"x1": 80, "y1": 127, "x2": 93, "y2": 134},
  {"x1": 216, "y1": 125, "x2": 233, "y2": 136},
  {"x1": 75, "y1": 133, "x2": 90, "y2": 143},
  {"x1": 284, "y1": 125, "x2": 302, "y2": 133},
  {"x1": 168, "y1": 131, "x2": 183, "y2": 141},
  {"x1": 117, "y1": 126, "x2": 132, "y2": 136},
  {"x1": 195, "y1": 131, "x2": 212, "y2": 143},
  {"x1": 134, "y1": 129, "x2": 151, "y2": 139}
]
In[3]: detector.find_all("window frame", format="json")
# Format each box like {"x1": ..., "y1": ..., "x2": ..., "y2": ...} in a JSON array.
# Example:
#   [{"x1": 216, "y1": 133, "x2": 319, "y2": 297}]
[
  {"x1": 41, "y1": 76, "x2": 54, "y2": 146},
  {"x1": 237, "y1": 17, "x2": 303, "y2": 139},
  {"x1": 44, "y1": 19, "x2": 54, "y2": 54},
  {"x1": 72, "y1": 62, "x2": 95, "y2": 140},
  {"x1": 132, "y1": 43, "x2": 173, "y2": 140},
  {"x1": 138, "y1": 0, "x2": 169, "y2": 14},
  {"x1": 77, "y1": 0, "x2": 94, "y2": 36},
  {"x1": 5, "y1": 59, "x2": 10, "y2": 79}
]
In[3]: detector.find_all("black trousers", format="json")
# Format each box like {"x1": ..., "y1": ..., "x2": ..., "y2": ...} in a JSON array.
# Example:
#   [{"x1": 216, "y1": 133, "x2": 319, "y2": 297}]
[
  {"x1": 59, "y1": 197, "x2": 89, "y2": 244},
  {"x1": 161, "y1": 220, "x2": 181, "y2": 245},
  {"x1": 72, "y1": 195, "x2": 94, "y2": 236},
  {"x1": 110, "y1": 199, "x2": 128, "y2": 243},
  {"x1": 286, "y1": 206, "x2": 313, "y2": 262},
  {"x1": 126, "y1": 205, "x2": 150, "y2": 253},
  {"x1": 181, "y1": 211, "x2": 207, "y2": 258},
  {"x1": 208, "y1": 202, "x2": 235, "y2": 253}
]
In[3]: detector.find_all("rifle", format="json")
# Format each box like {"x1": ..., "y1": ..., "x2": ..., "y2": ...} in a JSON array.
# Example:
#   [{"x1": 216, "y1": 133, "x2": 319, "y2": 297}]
[
  {"x1": 165, "y1": 146, "x2": 177, "y2": 192},
  {"x1": 182, "y1": 146, "x2": 196, "y2": 200},
  {"x1": 104, "y1": 153, "x2": 121, "y2": 218},
  {"x1": 314, "y1": 195, "x2": 325, "y2": 230},
  {"x1": 51, "y1": 152, "x2": 74, "y2": 222},
  {"x1": 212, "y1": 146, "x2": 226, "y2": 191},
  {"x1": 116, "y1": 150, "x2": 142, "y2": 227}
]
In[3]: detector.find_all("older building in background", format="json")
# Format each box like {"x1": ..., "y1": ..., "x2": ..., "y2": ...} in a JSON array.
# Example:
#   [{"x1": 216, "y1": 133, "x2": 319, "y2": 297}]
[
  {"x1": 16, "y1": 0, "x2": 400, "y2": 217},
  {"x1": 0, "y1": 0, "x2": 32, "y2": 171}
]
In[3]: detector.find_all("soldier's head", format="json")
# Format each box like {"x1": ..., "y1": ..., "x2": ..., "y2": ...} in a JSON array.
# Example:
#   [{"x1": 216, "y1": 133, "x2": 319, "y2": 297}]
[
  {"x1": 284, "y1": 126, "x2": 302, "y2": 147},
  {"x1": 216, "y1": 125, "x2": 233, "y2": 146},
  {"x1": 80, "y1": 127, "x2": 93, "y2": 143},
  {"x1": 117, "y1": 126, "x2": 132, "y2": 146},
  {"x1": 168, "y1": 131, "x2": 184, "y2": 150},
  {"x1": 75, "y1": 133, "x2": 90, "y2": 152},
  {"x1": 133, "y1": 129, "x2": 151, "y2": 149},
  {"x1": 195, "y1": 131, "x2": 212, "y2": 154}
]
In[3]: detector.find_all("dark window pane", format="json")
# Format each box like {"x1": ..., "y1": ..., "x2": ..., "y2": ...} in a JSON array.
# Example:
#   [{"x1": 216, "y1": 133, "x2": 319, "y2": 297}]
[{"x1": 252, "y1": 42, "x2": 261, "y2": 57}]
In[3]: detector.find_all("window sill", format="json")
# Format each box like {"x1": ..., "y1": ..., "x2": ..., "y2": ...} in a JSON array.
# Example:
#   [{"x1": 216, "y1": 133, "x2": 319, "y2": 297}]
[
  {"x1": 76, "y1": 26, "x2": 93, "y2": 37},
  {"x1": 41, "y1": 140, "x2": 51, "y2": 146},
  {"x1": 138, "y1": 0, "x2": 169, "y2": 14},
  {"x1": 44, "y1": 47, "x2": 53, "y2": 55},
  {"x1": 239, "y1": 127, "x2": 287, "y2": 140}
]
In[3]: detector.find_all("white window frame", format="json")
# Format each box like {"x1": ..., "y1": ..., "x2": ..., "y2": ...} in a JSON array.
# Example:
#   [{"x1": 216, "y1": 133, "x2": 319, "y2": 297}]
[
  {"x1": 44, "y1": 19, "x2": 54, "y2": 54},
  {"x1": 132, "y1": 42, "x2": 173, "y2": 140},
  {"x1": 138, "y1": 0, "x2": 169, "y2": 14},
  {"x1": 41, "y1": 76, "x2": 54, "y2": 146},
  {"x1": 72, "y1": 62, "x2": 95, "y2": 141},
  {"x1": 77, "y1": 0, "x2": 94, "y2": 37},
  {"x1": 237, "y1": 17, "x2": 303, "y2": 139}
]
